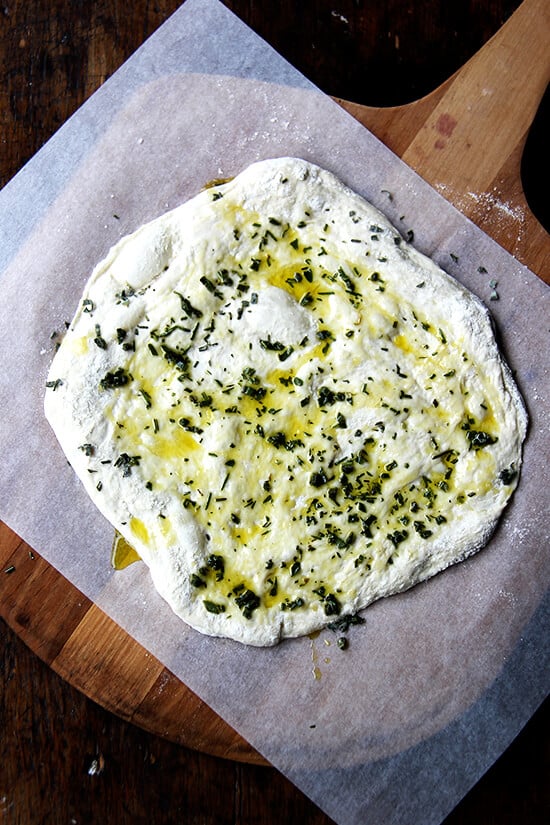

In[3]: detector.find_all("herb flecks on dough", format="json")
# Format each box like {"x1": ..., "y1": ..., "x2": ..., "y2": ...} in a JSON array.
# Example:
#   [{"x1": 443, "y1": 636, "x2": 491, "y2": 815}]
[{"x1": 44, "y1": 158, "x2": 527, "y2": 646}]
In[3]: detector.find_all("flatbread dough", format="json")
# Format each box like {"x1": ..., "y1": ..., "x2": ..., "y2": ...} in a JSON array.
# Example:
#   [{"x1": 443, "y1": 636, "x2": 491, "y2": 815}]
[{"x1": 44, "y1": 157, "x2": 527, "y2": 646}]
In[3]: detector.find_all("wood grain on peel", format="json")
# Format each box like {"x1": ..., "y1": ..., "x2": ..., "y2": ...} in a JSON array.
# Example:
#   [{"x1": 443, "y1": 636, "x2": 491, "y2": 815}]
[
  {"x1": 0, "y1": 525, "x2": 93, "y2": 662},
  {"x1": 1, "y1": 617, "x2": 330, "y2": 824},
  {"x1": 0, "y1": 520, "x2": 263, "y2": 763},
  {"x1": 134, "y1": 668, "x2": 267, "y2": 764}
]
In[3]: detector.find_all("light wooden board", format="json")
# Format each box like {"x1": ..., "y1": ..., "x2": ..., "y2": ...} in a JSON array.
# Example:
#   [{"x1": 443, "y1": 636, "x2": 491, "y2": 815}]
[{"x1": 1, "y1": 0, "x2": 548, "y2": 766}]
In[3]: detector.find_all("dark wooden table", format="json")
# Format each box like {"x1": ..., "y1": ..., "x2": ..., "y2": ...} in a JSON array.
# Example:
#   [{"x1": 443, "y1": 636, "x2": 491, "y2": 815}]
[{"x1": 1, "y1": 2, "x2": 548, "y2": 823}]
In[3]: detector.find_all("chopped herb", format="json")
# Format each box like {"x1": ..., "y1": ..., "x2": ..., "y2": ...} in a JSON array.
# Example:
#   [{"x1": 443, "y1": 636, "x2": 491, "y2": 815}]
[
  {"x1": 203, "y1": 600, "x2": 226, "y2": 614},
  {"x1": 99, "y1": 368, "x2": 131, "y2": 390},
  {"x1": 499, "y1": 466, "x2": 518, "y2": 485},
  {"x1": 259, "y1": 338, "x2": 285, "y2": 352},
  {"x1": 323, "y1": 593, "x2": 341, "y2": 616},
  {"x1": 242, "y1": 384, "x2": 267, "y2": 401},
  {"x1": 207, "y1": 554, "x2": 225, "y2": 580},
  {"x1": 278, "y1": 346, "x2": 294, "y2": 362},
  {"x1": 467, "y1": 430, "x2": 498, "y2": 450},
  {"x1": 79, "y1": 443, "x2": 95, "y2": 457},
  {"x1": 235, "y1": 588, "x2": 260, "y2": 619},
  {"x1": 327, "y1": 613, "x2": 365, "y2": 633},
  {"x1": 281, "y1": 597, "x2": 305, "y2": 611},
  {"x1": 310, "y1": 470, "x2": 329, "y2": 488},
  {"x1": 115, "y1": 286, "x2": 135, "y2": 304},
  {"x1": 161, "y1": 344, "x2": 190, "y2": 373},
  {"x1": 200, "y1": 276, "x2": 223, "y2": 298},
  {"x1": 387, "y1": 529, "x2": 408, "y2": 546},
  {"x1": 336, "y1": 412, "x2": 347, "y2": 428},
  {"x1": 317, "y1": 386, "x2": 349, "y2": 407},
  {"x1": 413, "y1": 521, "x2": 433, "y2": 539},
  {"x1": 174, "y1": 292, "x2": 203, "y2": 318},
  {"x1": 290, "y1": 561, "x2": 301, "y2": 577},
  {"x1": 139, "y1": 389, "x2": 152, "y2": 408},
  {"x1": 178, "y1": 417, "x2": 203, "y2": 434},
  {"x1": 114, "y1": 452, "x2": 141, "y2": 476}
]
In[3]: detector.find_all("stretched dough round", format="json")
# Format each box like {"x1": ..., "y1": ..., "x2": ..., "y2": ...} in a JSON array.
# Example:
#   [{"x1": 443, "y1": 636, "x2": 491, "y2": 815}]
[{"x1": 45, "y1": 158, "x2": 527, "y2": 646}]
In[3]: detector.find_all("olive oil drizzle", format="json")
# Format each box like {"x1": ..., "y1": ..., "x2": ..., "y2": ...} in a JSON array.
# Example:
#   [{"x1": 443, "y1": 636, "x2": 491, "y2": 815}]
[{"x1": 69, "y1": 175, "x2": 508, "y2": 627}]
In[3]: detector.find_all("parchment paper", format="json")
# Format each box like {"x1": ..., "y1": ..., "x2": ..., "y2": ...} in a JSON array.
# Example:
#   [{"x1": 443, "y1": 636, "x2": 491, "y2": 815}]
[{"x1": 0, "y1": 1, "x2": 548, "y2": 822}]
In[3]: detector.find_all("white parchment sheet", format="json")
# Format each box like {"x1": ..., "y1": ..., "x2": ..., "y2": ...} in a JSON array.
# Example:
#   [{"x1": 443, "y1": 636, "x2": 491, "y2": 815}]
[{"x1": 0, "y1": 1, "x2": 548, "y2": 823}]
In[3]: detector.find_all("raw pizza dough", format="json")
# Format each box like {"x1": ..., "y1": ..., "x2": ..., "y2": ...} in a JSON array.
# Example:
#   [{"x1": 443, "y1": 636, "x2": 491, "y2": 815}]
[{"x1": 44, "y1": 157, "x2": 527, "y2": 646}]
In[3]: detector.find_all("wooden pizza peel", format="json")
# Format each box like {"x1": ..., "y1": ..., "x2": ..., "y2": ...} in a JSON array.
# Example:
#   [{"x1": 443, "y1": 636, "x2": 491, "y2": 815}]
[{"x1": 0, "y1": 0, "x2": 548, "y2": 766}]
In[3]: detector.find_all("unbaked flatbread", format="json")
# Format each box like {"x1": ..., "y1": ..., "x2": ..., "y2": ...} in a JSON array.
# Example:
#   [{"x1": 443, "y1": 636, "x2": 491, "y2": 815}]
[{"x1": 44, "y1": 158, "x2": 527, "y2": 646}]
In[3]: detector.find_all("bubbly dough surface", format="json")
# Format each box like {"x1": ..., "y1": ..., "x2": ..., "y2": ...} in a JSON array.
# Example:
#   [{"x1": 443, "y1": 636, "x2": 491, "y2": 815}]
[{"x1": 45, "y1": 158, "x2": 527, "y2": 645}]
